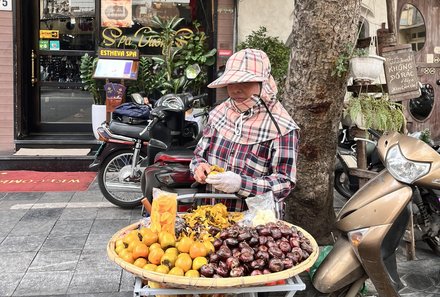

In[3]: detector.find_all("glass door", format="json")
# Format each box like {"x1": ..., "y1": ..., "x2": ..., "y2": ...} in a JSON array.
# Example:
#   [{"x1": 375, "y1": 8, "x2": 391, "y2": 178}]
[{"x1": 31, "y1": 0, "x2": 97, "y2": 134}]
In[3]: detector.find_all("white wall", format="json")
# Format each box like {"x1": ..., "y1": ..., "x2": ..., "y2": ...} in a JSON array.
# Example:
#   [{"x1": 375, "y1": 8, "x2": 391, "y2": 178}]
[
  {"x1": 236, "y1": 0, "x2": 294, "y2": 44},
  {"x1": 236, "y1": 0, "x2": 391, "y2": 47}
]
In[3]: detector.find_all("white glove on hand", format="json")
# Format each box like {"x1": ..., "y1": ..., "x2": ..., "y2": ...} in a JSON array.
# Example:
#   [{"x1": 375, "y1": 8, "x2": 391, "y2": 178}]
[{"x1": 205, "y1": 171, "x2": 242, "y2": 193}]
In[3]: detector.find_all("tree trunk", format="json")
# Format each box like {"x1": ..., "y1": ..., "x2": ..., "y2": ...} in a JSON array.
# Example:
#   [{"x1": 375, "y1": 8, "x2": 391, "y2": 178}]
[{"x1": 282, "y1": 0, "x2": 362, "y2": 244}]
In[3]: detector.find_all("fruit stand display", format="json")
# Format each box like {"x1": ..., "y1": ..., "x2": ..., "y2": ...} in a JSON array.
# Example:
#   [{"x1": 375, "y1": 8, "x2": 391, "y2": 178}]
[{"x1": 107, "y1": 193, "x2": 318, "y2": 296}]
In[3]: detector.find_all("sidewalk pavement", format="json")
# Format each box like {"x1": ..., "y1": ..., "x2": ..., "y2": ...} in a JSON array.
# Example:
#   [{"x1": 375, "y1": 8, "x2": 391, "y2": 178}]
[{"x1": 0, "y1": 178, "x2": 439, "y2": 297}]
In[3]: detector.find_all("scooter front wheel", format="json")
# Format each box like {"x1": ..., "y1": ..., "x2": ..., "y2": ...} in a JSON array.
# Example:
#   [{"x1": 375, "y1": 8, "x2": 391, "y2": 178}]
[
  {"x1": 334, "y1": 161, "x2": 357, "y2": 199},
  {"x1": 98, "y1": 150, "x2": 146, "y2": 208}
]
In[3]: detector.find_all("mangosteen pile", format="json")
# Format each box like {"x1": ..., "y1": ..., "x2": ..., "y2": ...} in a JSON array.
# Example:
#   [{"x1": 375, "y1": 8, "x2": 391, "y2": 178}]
[{"x1": 199, "y1": 221, "x2": 314, "y2": 278}]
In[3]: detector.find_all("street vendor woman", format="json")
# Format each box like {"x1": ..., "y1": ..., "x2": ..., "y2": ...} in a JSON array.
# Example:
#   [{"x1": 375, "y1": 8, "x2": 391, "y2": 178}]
[{"x1": 190, "y1": 48, "x2": 300, "y2": 219}]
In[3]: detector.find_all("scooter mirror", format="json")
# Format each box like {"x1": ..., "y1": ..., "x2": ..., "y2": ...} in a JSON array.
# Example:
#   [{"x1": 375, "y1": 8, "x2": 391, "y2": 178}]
[
  {"x1": 131, "y1": 93, "x2": 144, "y2": 105},
  {"x1": 185, "y1": 64, "x2": 201, "y2": 79}
]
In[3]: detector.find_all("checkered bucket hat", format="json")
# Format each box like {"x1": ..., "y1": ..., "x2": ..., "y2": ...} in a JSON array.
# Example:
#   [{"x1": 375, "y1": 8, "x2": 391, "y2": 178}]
[{"x1": 208, "y1": 48, "x2": 271, "y2": 88}]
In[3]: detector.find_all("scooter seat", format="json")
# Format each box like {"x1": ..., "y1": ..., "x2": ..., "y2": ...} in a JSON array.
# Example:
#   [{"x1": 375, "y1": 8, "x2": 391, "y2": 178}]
[
  {"x1": 154, "y1": 149, "x2": 194, "y2": 163},
  {"x1": 109, "y1": 120, "x2": 150, "y2": 141}
]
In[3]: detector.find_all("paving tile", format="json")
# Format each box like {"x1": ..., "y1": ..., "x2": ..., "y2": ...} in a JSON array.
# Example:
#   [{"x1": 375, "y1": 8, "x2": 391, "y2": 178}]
[
  {"x1": 67, "y1": 270, "x2": 122, "y2": 294},
  {"x1": 41, "y1": 233, "x2": 88, "y2": 251},
  {"x1": 21, "y1": 208, "x2": 63, "y2": 221},
  {"x1": 0, "y1": 251, "x2": 37, "y2": 273},
  {"x1": 0, "y1": 234, "x2": 46, "y2": 252},
  {"x1": 70, "y1": 190, "x2": 105, "y2": 203},
  {"x1": 87, "y1": 179, "x2": 100, "y2": 191},
  {"x1": 96, "y1": 207, "x2": 133, "y2": 220},
  {"x1": 65, "y1": 293, "x2": 133, "y2": 297},
  {"x1": 37, "y1": 191, "x2": 74, "y2": 203},
  {"x1": 0, "y1": 209, "x2": 27, "y2": 224},
  {"x1": 76, "y1": 249, "x2": 120, "y2": 272},
  {"x1": 1, "y1": 192, "x2": 44, "y2": 202},
  {"x1": 10, "y1": 219, "x2": 56, "y2": 236},
  {"x1": 50, "y1": 219, "x2": 94, "y2": 235},
  {"x1": 0, "y1": 220, "x2": 19, "y2": 236},
  {"x1": 0, "y1": 200, "x2": 33, "y2": 210},
  {"x1": 13, "y1": 270, "x2": 73, "y2": 296},
  {"x1": 29, "y1": 249, "x2": 81, "y2": 271},
  {"x1": 59, "y1": 207, "x2": 99, "y2": 221},
  {"x1": 129, "y1": 218, "x2": 143, "y2": 225},
  {"x1": 84, "y1": 233, "x2": 114, "y2": 250},
  {"x1": 89, "y1": 219, "x2": 131, "y2": 235},
  {"x1": 0, "y1": 272, "x2": 24, "y2": 296},
  {"x1": 130, "y1": 207, "x2": 144, "y2": 220},
  {"x1": 120, "y1": 269, "x2": 136, "y2": 292}
]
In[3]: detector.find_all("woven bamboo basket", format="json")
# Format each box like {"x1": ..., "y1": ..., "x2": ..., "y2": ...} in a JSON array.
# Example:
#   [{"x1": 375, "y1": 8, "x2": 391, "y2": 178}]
[{"x1": 108, "y1": 220, "x2": 318, "y2": 288}]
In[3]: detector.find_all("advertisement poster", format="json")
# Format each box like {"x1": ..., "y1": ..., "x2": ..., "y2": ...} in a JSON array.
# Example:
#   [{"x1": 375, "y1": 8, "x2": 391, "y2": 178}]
[{"x1": 101, "y1": 0, "x2": 133, "y2": 28}]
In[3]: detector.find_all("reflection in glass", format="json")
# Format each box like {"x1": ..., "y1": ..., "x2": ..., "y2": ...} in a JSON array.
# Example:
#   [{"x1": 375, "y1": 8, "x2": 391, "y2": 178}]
[
  {"x1": 40, "y1": 55, "x2": 82, "y2": 82},
  {"x1": 40, "y1": 0, "x2": 95, "y2": 50},
  {"x1": 132, "y1": 1, "x2": 191, "y2": 27},
  {"x1": 398, "y1": 4, "x2": 426, "y2": 51},
  {"x1": 409, "y1": 84, "x2": 434, "y2": 121},
  {"x1": 40, "y1": 87, "x2": 93, "y2": 123}
]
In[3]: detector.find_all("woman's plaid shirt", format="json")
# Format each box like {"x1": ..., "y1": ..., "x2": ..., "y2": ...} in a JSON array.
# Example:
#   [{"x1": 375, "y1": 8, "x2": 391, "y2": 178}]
[{"x1": 190, "y1": 126, "x2": 299, "y2": 218}]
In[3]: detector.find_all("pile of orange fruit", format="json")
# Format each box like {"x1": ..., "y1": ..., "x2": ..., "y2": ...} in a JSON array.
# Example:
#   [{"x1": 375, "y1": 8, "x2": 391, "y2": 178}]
[{"x1": 114, "y1": 226, "x2": 215, "y2": 278}]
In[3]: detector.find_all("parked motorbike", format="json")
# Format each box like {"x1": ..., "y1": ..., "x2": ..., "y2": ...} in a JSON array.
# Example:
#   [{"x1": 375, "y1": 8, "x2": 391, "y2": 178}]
[
  {"x1": 313, "y1": 129, "x2": 440, "y2": 296},
  {"x1": 140, "y1": 92, "x2": 209, "y2": 203},
  {"x1": 90, "y1": 92, "x2": 208, "y2": 208},
  {"x1": 334, "y1": 125, "x2": 383, "y2": 199},
  {"x1": 90, "y1": 93, "x2": 150, "y2": 208},
  {"x1": 335, "y1": 127, "x2": 440, "y2": 256}
]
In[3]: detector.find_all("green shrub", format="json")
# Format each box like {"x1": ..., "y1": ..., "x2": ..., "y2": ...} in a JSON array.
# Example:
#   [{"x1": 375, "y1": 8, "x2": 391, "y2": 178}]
[{"x1": 237, "y1": 27, "x2": 290, "y2": 96}]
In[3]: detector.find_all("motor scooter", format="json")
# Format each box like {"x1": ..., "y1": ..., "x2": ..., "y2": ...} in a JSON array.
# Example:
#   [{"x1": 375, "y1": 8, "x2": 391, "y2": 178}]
[
  {"x1": 90, "y1": 92, "x2": 208, "y2": 208},
  {"x1": 90, "y1": 93, "x2": 151, "y2": 208},
  {"x1": 140, "y1": 92, "x2": 209, "y2": 203},
  {"x1": 313, "y1": 129, "x2": 440, "y2": 296},
  {"x1": 334, "y1": 125, "x2": 383, "y2": 199}
]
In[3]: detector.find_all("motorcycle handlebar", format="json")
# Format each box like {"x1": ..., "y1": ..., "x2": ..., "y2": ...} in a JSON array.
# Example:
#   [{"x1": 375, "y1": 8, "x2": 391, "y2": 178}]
[
  {"x1": 191, "y1": 93, "x2": 208, "y2": 101},
  {"x1": 368, "y1": 128, "x2": 382, "y2": 139},
  {"x1": 147, "y1": 117, "x2": 159, "y2": 131}
]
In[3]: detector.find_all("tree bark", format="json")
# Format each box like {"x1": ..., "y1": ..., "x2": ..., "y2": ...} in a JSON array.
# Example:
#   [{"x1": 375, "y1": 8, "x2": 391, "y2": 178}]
[{"x1": 282, "y1": 0, "x2": 362, "y2": 244}]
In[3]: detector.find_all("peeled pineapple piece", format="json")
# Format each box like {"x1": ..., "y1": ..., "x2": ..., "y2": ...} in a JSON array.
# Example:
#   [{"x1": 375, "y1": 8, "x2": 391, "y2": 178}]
[{"x1": 208, "y1": 165, "x2": 225, "y2": 176}]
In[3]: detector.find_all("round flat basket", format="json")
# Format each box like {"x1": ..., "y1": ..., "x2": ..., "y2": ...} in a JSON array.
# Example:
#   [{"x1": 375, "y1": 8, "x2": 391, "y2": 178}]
[{"x1": 107, "y1": 221, "x2": 318, "y2": 288}]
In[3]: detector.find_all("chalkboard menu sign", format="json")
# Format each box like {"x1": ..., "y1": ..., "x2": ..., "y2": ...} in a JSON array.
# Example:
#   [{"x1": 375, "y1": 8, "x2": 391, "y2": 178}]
[{"x1": 382, "y1": 45, "x2": 421, "y2": 101}]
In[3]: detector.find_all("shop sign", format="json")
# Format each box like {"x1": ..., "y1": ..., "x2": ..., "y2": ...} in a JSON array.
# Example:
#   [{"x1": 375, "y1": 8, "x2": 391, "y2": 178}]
[
  {"x1": 40, "y1": 30, "x2": 59, "y2": 39},
  {"x1": 98, "y1": 48, "x2": 139, "y2": 60},
  {"x1": 218, "y1": 49, "x2": 233, "y2": 57},
  {"x1": 382, "y1": 44, "x2": 421, "y2": 101},
  {"x1": 39, "y1": 40, "x2": 49, "y2": 50},
  {"x1": 0, "y1": 0, "x2": 12, "y2": 11},
  {"x1": 101, "y1": 26, "x2": 193, "y2": 49},
  {"x1": 101, "y1": 0, "x2": 132, "y2": 28},
  {"x1": 49, "y1": 40, "x2": 60, "y2": 51}
]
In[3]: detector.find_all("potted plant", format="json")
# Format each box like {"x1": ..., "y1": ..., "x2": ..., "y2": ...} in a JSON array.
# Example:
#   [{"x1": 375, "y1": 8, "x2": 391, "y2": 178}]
[
  {"x1": 144, "y1": 16, "x2": 216, "y2": 95},
  {"x1": 343, "y1": 93, "x2": 406, "y2": 132},
  {"x1": 349, "y1": 53, "x2": 385, "y2": 84},
  {"x1": 333, "y1": 44, "x2": 368, "y2": 78},
  {"x1": 333, "y1": 43, "x2": 385, "y2": 83},
  {"x1": 80, "y1": 53, "x2": 106, "y2": 139}
]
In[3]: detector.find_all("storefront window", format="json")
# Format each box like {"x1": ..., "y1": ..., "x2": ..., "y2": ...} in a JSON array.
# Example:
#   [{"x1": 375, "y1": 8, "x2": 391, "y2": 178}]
[
  {"x1": 40, "y1": 0, "x2": 96, "y2": 51},
  {"x1": 40, "y1": 55, "x2": 82, "y2": 82},
  {"x1": 398, "y1": 4, "x2": 426, "y2": 52}
]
